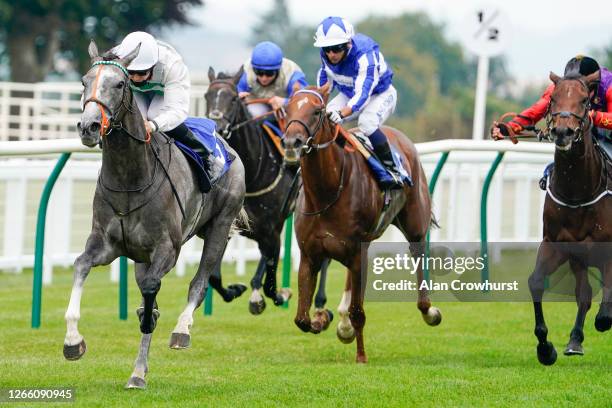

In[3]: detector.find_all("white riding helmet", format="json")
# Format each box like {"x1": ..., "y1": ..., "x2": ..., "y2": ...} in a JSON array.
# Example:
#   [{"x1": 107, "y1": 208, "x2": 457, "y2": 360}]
[
  {"x1": 115, "y1": 31, "x2": 159, "y2": 71},
  {"x1": 313, "y1": 17, "x2": 354, "y2": 47}
]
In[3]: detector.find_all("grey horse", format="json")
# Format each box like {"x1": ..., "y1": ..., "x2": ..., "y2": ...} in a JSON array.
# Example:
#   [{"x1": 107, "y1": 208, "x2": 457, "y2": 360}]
[{"x1": 64, "y1": 41, "x2": 246, "y2": 389}]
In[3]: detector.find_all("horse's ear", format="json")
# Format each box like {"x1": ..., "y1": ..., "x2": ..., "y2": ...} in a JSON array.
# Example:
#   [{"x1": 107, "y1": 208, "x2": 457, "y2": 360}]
[
  {"x1": 291, "y1": 81, "x2": 302, "y2": 96},
  {"x1": 549, "y1": 71, "x2": 561, "y2": 84},
  {"x1": 88, "y1": 40, "x2": 101, "y2": 62},
  {"x1": 233, "y1": 65, "x2": 244, "y2": 85},
  {"x1": 584, "y1": 70, "x2": 600, "y2": 88},
  {"x1": 118, "y1": 43, "x2": 141, "y2": 69},
  {"x1": 208, "y1": 66, "x2": 216, "y2": 82},
  {"x1": 319, "y1": 82, "x2": 331, "y2": 102}
]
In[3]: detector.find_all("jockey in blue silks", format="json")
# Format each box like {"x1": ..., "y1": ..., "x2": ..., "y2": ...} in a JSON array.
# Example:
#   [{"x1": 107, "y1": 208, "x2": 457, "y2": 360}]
[
  {"x1": 314, "y1": 16, "x2": 401, "y2": 189},
  {"x1": 237, "y1": 41, "x2": 308, "y2": 120}
]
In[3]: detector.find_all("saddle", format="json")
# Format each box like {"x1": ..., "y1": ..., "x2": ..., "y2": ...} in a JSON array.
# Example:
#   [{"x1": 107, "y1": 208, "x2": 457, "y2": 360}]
[
  {"x1": 177, "y1": 118, "x2": 235, "y2": 190},
  {"x1": 340, "y1": 128, "x2": 413, "y2": 236}
]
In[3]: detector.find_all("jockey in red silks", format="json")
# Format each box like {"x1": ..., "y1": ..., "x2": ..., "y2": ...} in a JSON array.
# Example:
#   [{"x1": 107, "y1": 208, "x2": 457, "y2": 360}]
[
  {"x1": 492, "y1": 55, "x2": 612, "y2": 139},
  {"x1": 491, "y1": 55, "x2": 612, "y2": 188}
]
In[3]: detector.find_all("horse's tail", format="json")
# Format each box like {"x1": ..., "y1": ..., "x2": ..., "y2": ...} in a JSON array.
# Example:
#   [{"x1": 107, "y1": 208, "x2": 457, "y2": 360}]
[{"x1": 230, "y1": 207, "x2": 250, "y2": 235}]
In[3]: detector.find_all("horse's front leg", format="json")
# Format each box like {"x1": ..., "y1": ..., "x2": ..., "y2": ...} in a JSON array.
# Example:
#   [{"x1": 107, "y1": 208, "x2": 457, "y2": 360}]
[
  {"x1": 126, "y1": 246, "x2": 177, "y2": 389},
  {"x1": 261, "y1": 235, "x2": 292, "y2": 307},
  {"x1": 528, "y1": 242, "x2": 567, "y2": 366},
  {"x1": 294, "y1": 254, "x2": 322, "y2": 333},
  {"x1": 564, "y1": 259, "x2": 591, "y2": 356},
  {"x1": 410, "y1": 240, "x2": 442, "y2": 326},
  {"x1": 64, "y1": 231, "x2": 117, "y2": 361},
  {"x1": 348, "y1": 252, "x2": 367, "y2": 363}
]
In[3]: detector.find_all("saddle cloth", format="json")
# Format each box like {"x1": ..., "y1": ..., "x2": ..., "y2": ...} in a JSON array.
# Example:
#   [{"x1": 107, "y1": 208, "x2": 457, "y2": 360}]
[
  {"x1": 349, "y1": 131, "x2": 413, "y2": 187},
  {"x1": 179, "y1": 117, "x2": 234, "y2": 186}
]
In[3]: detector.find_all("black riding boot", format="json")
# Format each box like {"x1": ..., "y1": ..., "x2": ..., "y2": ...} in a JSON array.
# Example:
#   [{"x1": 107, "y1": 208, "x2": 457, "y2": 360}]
[
  {"x1": 371, "y1": 136, "x2": 403, "y2": 190},
  {"x1": 166, "y1": 123, "x2": 213, "y2": 192}
]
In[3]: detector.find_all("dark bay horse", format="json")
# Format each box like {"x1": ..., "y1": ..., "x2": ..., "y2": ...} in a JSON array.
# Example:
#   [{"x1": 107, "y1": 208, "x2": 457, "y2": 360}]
[
  {"x1": 528, "y1": 70, "x2": 611, "y2": 365},
  {"x1": 204, "y1": 67, "x2": 330, "y2": 314},
  {"x1": 282, "y1": 85, "x2": 441, "y2": 363},
  {"x1": 66, "y1": 41, "x2": 246, "y2": 388}
]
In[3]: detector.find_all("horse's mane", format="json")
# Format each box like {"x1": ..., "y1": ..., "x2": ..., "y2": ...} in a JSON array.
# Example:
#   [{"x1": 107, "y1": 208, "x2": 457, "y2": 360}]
[
  {"x1": 217, "y1": 72, "x2": 234, "y2": 80},
  {"x1": 101, "y1": 51, "x2": 119, "y2": 61}
]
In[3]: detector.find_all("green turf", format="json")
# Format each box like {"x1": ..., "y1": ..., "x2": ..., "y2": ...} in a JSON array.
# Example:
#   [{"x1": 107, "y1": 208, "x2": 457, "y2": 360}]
[{"x1": 0, "y1": 258, "x2": 610, "y2": 407}]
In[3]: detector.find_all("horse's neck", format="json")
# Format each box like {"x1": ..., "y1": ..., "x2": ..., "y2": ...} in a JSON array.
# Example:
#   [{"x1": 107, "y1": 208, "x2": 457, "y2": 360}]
[
  {"x1": 552, "y1": 133, "x2": 603, "y2": 196},
  {"x1": 101, "y1": 115, "x2": 154, "y2": 189},
  {"x1": 231, "y1": 104, "x2": 279, "y2": 184},
  {"x1": 301, "y1": 122, "x2": 346, "y2": 201}
]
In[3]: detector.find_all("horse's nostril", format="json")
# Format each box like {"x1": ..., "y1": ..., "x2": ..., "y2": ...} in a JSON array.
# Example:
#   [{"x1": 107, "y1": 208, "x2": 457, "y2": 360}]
[{"x1": 294, "y1": 139, "x2": 303, "y2": 148}]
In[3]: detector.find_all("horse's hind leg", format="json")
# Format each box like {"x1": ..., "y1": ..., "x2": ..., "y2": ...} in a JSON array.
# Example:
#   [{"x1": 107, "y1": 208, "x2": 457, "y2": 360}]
[
  {"x1": 170, "y1": 208, "x2": 238, "y2": 349},
  {"x1": 336, "y1": 269, "x2": 355, "y2": 344},
  {"x1": 64, "y1": 232, "x2": 116, "y2": 361},
  {"x1": 348, "y1": 252, "x2": 367, "y2": 363},
  {"x1": 564, "y1": 259, "x2": 591, "y2": 356},
  {"x1": 528, "y1": 243, "x2": 566, "y2": 366},
  {"x1": 261, "y1": 236, "x2": 292, "y2": 307},
  {"x1": 595, "y1": 261, "x2": 612, "y2": 332},
  {"x1": 248, "y1": 257, "x2": 267, "y2": 315},
  {"x1": 208, "y1": 263, "x2": 247, "y2": 303}
]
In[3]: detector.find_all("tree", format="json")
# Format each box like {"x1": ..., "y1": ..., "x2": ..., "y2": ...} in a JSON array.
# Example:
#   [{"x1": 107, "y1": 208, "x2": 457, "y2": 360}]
[{"x1": 0, "y1": 0, "x2": 204, "y2": 83}]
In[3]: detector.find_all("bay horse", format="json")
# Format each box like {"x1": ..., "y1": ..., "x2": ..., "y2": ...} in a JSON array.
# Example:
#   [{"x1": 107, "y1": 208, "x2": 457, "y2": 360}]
[
  {"x1": 66, "y1": 41, "x2": 246, "y2": 388},
  {"x1": 204, "y1": 67, "x2": 330, "y2": 314},
  {"x1": 282, "y1": 84, "x2": 441, "y2": 363},
  {"x1": 528, "y1": 70, "x2": 611, "y2": 365}
]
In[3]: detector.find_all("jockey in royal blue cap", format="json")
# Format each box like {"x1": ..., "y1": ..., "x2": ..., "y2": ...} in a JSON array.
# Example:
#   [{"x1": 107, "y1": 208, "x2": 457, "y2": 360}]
[
  {"x1": 237, "y1": 41, "x2": 308, "y2": 120},
  {"x1": 314, "y1": 16, "x2": 401, "y2": 189}
]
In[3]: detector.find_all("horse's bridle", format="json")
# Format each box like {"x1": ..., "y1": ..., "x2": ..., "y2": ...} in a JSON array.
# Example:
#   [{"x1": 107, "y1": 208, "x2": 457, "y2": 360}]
[
  {"x1": 544, "y1": 77, "x2": 593, "y2": 143},
  {"x1": 206, "y1": 79, "x2": 241, "y2": 139},
  {"x1": 82, "y1": 60, "x2": 149, "y2": 143},
  {"x1": 285, "y1": 89, "x2": 336, "y2": 154}
]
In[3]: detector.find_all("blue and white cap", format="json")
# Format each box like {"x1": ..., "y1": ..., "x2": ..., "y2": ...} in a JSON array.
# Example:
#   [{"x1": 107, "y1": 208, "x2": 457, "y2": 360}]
[
  {"x1": 313, "y1": 17, "x2": 354, "y2": 47},
  {"x1": 251, "y1": 41, "x2": 283, "y2": 70}
]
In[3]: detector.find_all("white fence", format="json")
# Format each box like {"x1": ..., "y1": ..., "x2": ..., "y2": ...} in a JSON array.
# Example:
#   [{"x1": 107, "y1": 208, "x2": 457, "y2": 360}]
[
  {"x1": 0, "y1": 146, "x2": 553, "y2": 283},
  {"x1": 0, "y1": 81, "x2": 209, "y2": 142}
]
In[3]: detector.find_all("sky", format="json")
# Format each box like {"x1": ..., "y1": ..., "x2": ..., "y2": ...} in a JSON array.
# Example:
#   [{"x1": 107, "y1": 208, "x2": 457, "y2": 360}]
[{"x1": 162, "y1": 0, "x2": 612, "y2": 85}]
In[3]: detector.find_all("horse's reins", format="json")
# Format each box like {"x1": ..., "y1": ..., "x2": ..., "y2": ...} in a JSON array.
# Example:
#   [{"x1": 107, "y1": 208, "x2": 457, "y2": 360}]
[
  {"x1": 543, "y1": 77, "x2": 612, "y2": 207},
  {"x1": 286, "y1": 89, "x2": 346, "y2": 216},
  {"x1": 207, "y1": 80, "x2": 288, "y2": 197}
]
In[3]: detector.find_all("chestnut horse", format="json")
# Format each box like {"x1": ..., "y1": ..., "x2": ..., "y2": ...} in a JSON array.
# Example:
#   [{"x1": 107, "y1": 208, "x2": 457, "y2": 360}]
[
  {"x1": 528, "y1": 70, "x2": 611, "y2": 365},
  {"x1": 282, "y1": 84, "x2": 441, "y2": 363}
]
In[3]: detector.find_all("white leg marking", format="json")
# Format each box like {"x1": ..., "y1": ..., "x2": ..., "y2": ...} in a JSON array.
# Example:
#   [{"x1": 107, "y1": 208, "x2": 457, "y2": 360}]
[
  {"x1": 250, "y1": 288, "x2": 263, "y2": 303},
  {"x1": 173, "y1": 303, "x2": 196, "y2": 334},
  {"x1": 64, "y1": 286, "x2": 83, "y2": 346}
]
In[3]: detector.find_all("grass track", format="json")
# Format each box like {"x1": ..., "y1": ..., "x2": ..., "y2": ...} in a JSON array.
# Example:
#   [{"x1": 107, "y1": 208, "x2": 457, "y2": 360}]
[{"x1": 0, "y1": 260, "x2": 610, "y2": 407}]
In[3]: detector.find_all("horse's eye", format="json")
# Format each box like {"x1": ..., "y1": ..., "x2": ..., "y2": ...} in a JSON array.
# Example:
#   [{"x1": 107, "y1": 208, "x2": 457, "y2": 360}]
[{"x1": 116, "y1": 81, "x2": 125, "y2": 89}]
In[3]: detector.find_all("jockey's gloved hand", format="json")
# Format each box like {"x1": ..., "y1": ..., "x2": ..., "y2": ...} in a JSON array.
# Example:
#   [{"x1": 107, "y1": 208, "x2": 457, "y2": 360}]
[{"x1": 327, "y1": 110, "x2": 344, "y2": 124}]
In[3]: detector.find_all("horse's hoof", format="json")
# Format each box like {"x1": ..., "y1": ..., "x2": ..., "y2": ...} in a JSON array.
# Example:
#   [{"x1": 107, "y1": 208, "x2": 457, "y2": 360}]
[
  {"x1": 125, "y1": 376, "x2": 146, "y2": 390},
  {"x1": 422, "y1": 306, "x2": 442, "y2": 326},
  {"x1": 249, "y1": 298, "x2": 266, "y2": 315},
  {"x1": 224, "y1": 284, "x2": 247, "y2": 302},
  {"x1": 169, "y1": 332, "x2": 191, "y2": 349},
  {"x1": 594, "y1": 313, "x2": 611, "y2": 332},
  {"x1": 312, "y1": 309, "x2": 333, "y2": 333},
  {"x1": 537, "y1": 341, "x2": 558, "y2": 366},
  {"x1": 564, "y1": 341, "x2": 584, "y2": 356},
  {"x1": 63, "y1": 339, "x2": 87, "y2": 361},
  {"x1": 356, "y1": 354, "x2": 368, "y2": 364},
  {"x1": 337, "y1": 323, "x2": 356, "y2": 344}
]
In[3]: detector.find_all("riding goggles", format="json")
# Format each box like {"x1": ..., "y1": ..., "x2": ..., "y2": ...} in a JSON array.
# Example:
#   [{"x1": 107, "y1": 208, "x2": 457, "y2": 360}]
[
  {"x1": 254, "y1": 69, "x2": 278, "y2": 77},
  {"x1": 322, "y1": 43, "x2": 348, "y2": 54}
]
